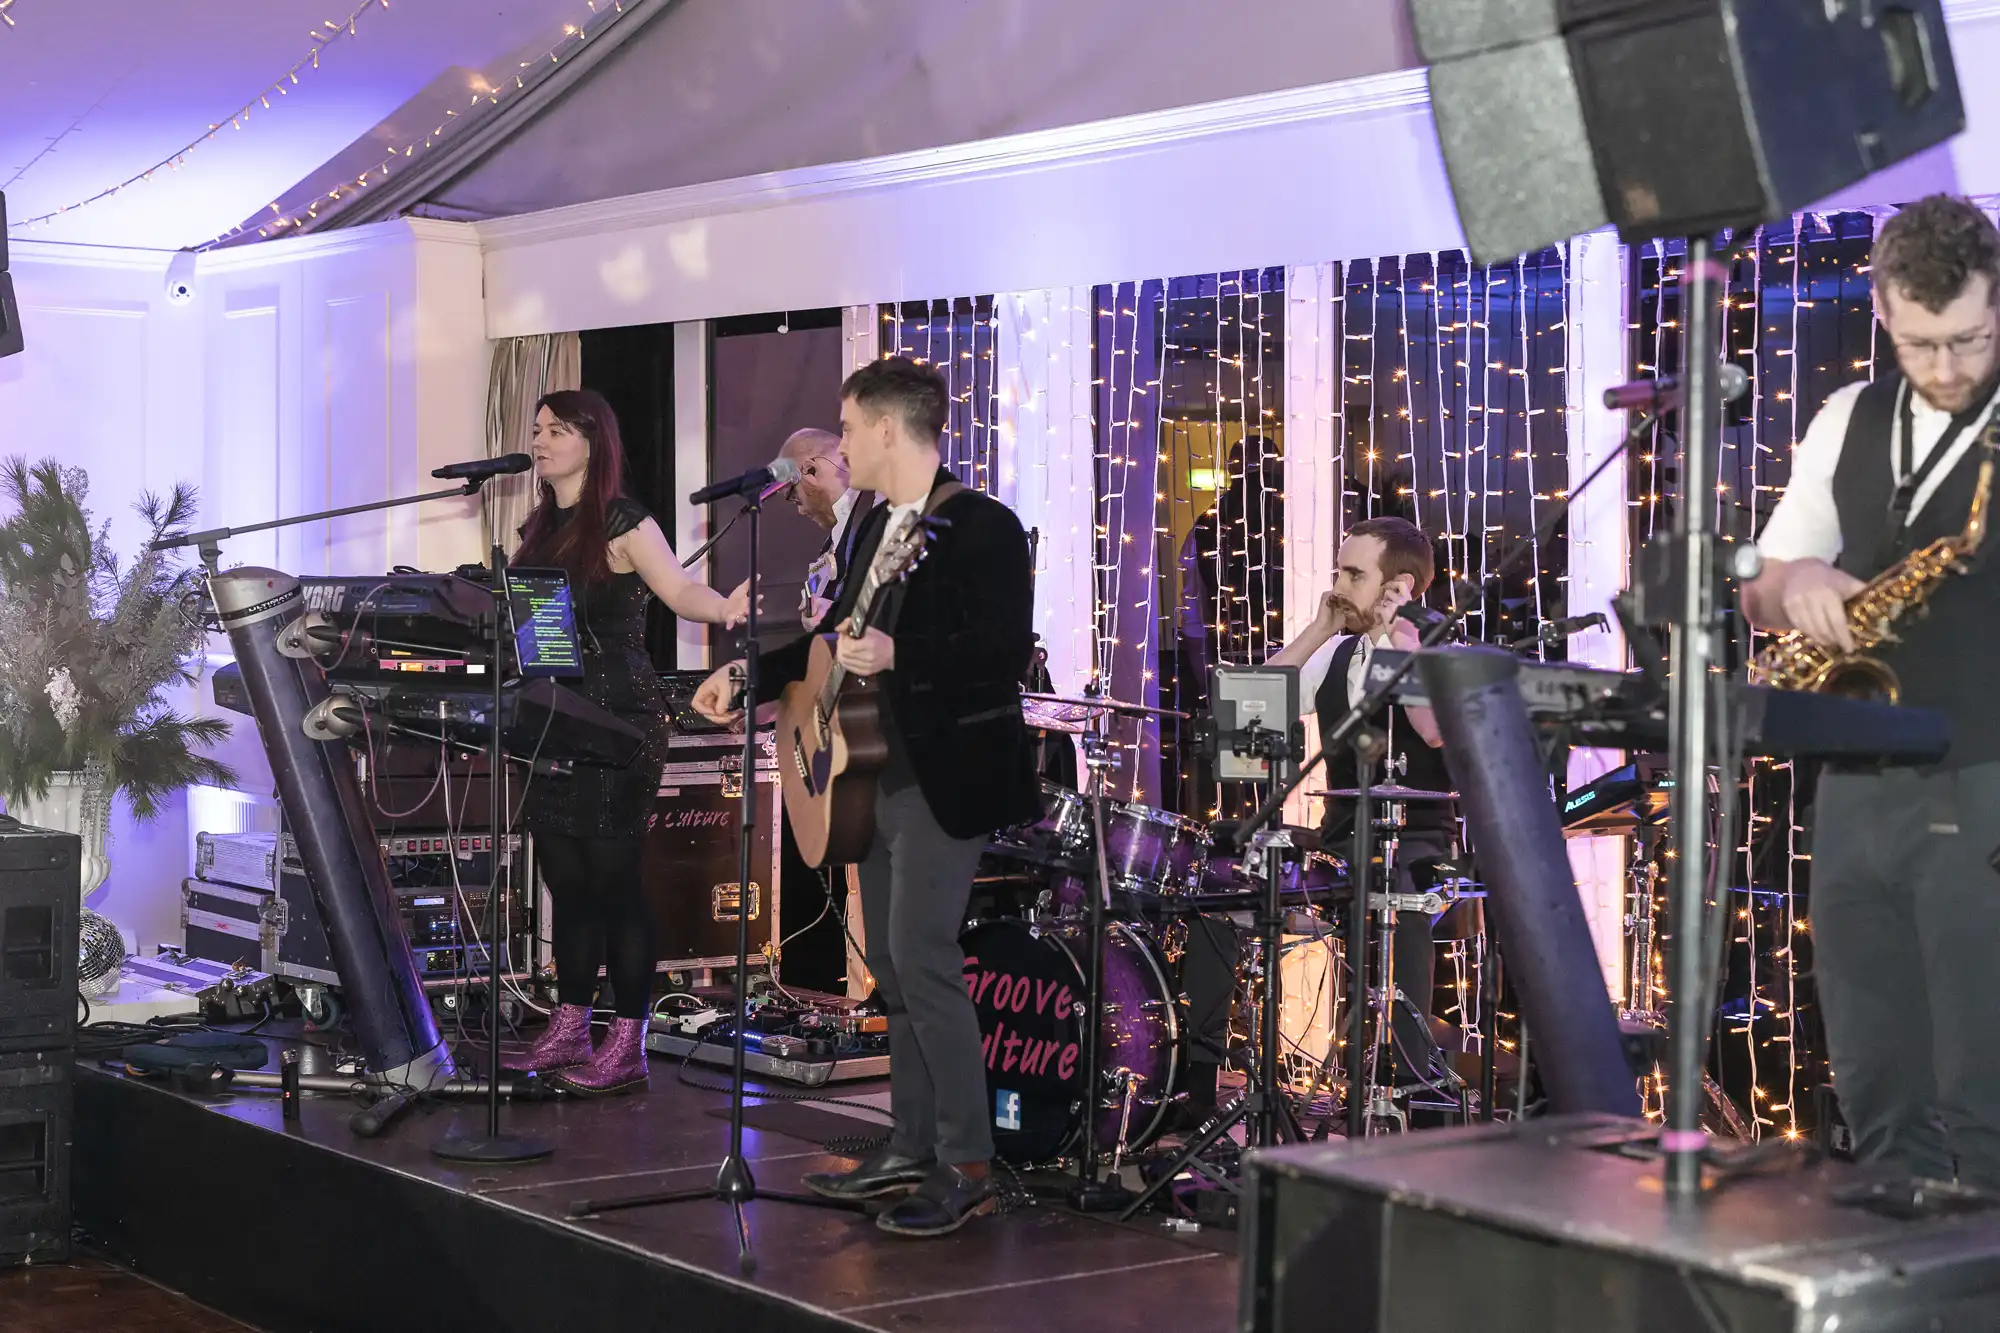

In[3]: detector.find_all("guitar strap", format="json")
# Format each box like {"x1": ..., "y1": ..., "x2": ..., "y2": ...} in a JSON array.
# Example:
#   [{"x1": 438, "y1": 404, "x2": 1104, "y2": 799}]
[{"x1": 871, "y1": 478, "x2": 965, "y2": 631}]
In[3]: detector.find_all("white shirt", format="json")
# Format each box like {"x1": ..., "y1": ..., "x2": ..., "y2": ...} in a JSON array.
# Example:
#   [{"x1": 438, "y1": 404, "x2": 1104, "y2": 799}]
[
  {"x1": 825, "y1": 489, "x2": 859, "y2": 564},
  {"x1": 802, "y1": 490, "x2": 861, "y2": 626},
  {"x1": 1758, "y1": 380, "x2": 2000, "y2": 563},
  {"x1": 1298, "y1": 629, "x2": 1393, "y2": 725}
]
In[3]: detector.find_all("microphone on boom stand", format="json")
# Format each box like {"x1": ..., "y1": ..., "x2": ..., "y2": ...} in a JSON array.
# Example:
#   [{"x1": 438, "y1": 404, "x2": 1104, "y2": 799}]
[{"x1": 1503, "y1": 611, "x2": 1608, "y2": 653}]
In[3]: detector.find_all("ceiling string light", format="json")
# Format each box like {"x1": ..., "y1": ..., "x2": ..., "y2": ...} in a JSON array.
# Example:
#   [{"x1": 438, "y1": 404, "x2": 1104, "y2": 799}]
[
  {"x1": 8, "y1": 0, "x2": 628, "y2": 242},
  {"x1": 9, "y1": 0, "x2": 391, "y2": 231}
]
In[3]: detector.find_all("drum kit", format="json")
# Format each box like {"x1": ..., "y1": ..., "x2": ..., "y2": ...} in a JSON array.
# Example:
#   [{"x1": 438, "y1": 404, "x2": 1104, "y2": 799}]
[{"x1": 961, "y1": 689, "x2": 1491, "y2": 1180}]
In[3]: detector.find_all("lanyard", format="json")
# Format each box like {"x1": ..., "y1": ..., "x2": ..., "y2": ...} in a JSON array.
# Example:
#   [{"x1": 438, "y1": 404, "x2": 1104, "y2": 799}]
[{"x1": 1882, "y1": 381, "x2": 1988, "y2": 565}]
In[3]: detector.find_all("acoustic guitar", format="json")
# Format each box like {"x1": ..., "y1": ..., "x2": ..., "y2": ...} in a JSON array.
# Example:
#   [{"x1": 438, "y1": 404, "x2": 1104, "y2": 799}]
[{"x1": 776, "y1": 512, "x2": 933, "y2": 866}]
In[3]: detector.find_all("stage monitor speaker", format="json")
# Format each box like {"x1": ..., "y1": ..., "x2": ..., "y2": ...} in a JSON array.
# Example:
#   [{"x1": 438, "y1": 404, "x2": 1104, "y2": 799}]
[
  {"x1": 1411, "y1": 0, "x2": 1965, "y2": 263},
  {"x1": 0, "y1": 192, "x2": 19, "y2": 360},
  {"x1": 0, "y1": 825, "x2": 80, "y2": 1055},
  {"x1": 1245, "y1": 1115, "x2": 2000, "y2": 1333}
]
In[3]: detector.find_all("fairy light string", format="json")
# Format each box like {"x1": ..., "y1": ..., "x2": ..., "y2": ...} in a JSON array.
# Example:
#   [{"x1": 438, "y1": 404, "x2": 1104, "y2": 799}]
[{"x1": 11, "y1": 0, "x2": 391, "y2": 231}]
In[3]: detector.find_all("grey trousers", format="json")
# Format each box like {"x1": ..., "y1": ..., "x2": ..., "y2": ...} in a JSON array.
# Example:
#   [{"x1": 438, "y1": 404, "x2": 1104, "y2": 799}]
[
  {"x1": 1812, "y1": 762, "x2": 2000, "y2": 1188},
  {"x1": 856, "y1": 781, "x2": 995, "y2": 1166}
]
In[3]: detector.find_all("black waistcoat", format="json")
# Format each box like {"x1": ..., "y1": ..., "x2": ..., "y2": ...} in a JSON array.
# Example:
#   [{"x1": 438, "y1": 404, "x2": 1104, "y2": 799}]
[
  {"x1": 1830, "y1": 374, "x2": 2000, "y2": 768},
  {"x1": 1316, "y1": 634, "x2": 1455, "y2": 835}
]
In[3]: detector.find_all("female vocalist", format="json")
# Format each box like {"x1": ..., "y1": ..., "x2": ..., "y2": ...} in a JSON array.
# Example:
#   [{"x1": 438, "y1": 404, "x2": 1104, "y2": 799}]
[{"x1": 505, "y1": 389, "x2": 748, "y2": 1095}]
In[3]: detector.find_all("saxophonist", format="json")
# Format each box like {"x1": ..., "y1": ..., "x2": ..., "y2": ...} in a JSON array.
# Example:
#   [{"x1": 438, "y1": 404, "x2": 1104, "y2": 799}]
[{"x1": 1743, "y1": 195, "x2": 2000, "y2": 1188}]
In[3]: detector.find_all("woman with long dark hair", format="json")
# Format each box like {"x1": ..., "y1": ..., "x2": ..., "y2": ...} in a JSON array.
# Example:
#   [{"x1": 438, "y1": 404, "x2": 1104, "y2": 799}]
[{"x1": 506, "y1": 388, "x2": 747, "y2": 1095}]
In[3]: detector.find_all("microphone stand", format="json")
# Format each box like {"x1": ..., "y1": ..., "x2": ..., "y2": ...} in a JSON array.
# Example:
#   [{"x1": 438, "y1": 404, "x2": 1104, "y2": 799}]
[
  {"x1": 433, "y1": 533, "x2": 553, "y2": 1164},
  {"x1": 153, "y1": 482, "x2": 485, "y2": 557},
  {"x1": 679, "y1": 499, "x2": 754, "y2": 571},
  {"x1": 561, "y1": 488, "x2": 856, "y2": 1275}
]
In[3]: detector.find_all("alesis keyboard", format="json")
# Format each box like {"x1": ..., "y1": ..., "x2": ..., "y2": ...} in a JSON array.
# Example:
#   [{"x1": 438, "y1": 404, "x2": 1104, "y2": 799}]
[
  {"x1": 211, "y1": 662, "x2": 644, "y2": 769},
  {"x1": 1363, "y1": 650, "x2": 1950, "y2": 765}
]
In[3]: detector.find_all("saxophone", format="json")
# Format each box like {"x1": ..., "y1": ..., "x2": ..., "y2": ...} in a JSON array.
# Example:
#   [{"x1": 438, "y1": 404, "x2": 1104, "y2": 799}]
[{"x1": 1751, "y1": 420, "x2": 1998, "y2": 704}]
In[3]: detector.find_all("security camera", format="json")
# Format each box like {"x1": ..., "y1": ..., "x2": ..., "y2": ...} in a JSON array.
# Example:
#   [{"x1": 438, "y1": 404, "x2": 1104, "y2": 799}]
[{"x1": 164, "y1": 250, "x2": 197, "y2": 306}]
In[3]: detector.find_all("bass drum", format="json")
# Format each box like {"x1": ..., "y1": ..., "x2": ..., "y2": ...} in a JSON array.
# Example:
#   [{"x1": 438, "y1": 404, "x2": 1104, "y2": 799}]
[{"x1": 960, "y1": 917, "x2": 1182, "y2": 1165}]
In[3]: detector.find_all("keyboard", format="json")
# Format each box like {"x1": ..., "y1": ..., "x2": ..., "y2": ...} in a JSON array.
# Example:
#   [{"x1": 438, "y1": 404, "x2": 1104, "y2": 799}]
[
  {"x1": 298, "y1": 573, "x2": 493, "y2": 654},
  {"x1": 1364, "y1": 650, "x2": 1951, "y2": 764},
  {"x1": 212, "y1": 663, "x2": 644, "y2": 769}
]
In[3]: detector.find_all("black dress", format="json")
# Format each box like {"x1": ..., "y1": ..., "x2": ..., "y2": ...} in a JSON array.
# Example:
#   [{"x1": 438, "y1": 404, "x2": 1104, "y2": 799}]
[{"x1": 518, "y1": 498, "x2": 673, "y2": 840}]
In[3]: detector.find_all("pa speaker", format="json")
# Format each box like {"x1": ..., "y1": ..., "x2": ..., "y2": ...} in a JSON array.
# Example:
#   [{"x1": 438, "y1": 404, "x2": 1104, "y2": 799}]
[
  {"x1": 0, "y1": 825, "x2": 80, "y2": 1054},
  {"x1": 1412, "y1": 0, "x2": 1965, "y2": 263}
]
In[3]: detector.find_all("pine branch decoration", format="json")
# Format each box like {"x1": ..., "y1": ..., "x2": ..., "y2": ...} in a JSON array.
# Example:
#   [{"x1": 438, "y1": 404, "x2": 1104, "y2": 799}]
[{"x1": 0, "y1": 460, "x2": 237, "y2": 817}]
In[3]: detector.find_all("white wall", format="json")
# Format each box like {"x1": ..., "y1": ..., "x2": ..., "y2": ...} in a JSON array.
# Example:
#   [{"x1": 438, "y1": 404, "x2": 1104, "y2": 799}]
[
  {"x1": 0, "y1": 219, "x2": 487, "y2": 953},
  {"x1": 0, "y1": 245, "x2": 207, "y2": 952}
]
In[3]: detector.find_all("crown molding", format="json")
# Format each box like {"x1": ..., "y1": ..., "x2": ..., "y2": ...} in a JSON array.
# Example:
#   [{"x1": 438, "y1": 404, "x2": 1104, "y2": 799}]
[
  {"x1": 193, "y1": 216, "x2": 476, "y2": 273},
  {"x1": 474, "y1": 68, "x2": 1433, "y2": 251},
  {"x1": 8, "y1": 240, "x2": 174, "y2": 273}
]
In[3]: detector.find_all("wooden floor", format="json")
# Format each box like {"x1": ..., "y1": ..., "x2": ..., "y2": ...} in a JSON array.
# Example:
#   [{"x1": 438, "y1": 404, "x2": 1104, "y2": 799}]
[{"x1": 0, "y1": 1254, "x2": 258, "y2": 1333}]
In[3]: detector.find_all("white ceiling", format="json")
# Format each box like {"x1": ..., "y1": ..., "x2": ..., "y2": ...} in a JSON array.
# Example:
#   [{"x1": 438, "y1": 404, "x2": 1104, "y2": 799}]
[{"x1": 0, "y1": 0, "x2": 593, "y2": 249}]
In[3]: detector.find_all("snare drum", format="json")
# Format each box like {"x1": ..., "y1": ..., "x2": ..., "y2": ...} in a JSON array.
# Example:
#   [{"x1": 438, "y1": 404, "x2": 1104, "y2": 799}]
[
  {"x1": 961, "y1": 916, "x2": 1182, "y2": 1164},
  {"x1": 986, "y1": 780, "x2": 1092, "y2": 869},
  {"x1": 1101, "y1": 801, "x2": 1207, "y2": 898}
]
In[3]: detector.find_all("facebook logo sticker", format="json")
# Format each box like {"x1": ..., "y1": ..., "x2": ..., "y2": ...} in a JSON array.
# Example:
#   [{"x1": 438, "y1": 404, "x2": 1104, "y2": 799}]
[{"x1": 996, "y1": 1090, "x2": 1021, "y2": 1131}]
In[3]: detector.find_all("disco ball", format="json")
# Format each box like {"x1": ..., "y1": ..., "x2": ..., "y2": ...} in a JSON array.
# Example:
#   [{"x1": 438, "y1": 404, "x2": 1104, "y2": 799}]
[{"x1": 78, "y1": 908, "x2": 125, "y2": 999}]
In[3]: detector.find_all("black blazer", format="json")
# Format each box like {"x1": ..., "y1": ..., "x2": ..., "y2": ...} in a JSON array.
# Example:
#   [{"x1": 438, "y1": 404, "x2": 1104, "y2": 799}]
[{"x1": 758, "y1": 469, "x2": 1039, "y2": 840}]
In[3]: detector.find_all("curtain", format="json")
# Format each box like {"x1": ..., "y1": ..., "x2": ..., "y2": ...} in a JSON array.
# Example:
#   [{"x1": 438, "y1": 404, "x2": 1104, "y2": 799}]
[{"x1": 484, "y1": 333, "x2": 582, "y2": 554}]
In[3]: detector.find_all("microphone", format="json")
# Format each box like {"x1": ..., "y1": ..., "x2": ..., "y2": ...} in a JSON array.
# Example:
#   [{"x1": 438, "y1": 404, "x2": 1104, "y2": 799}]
[
  {"x1": 1546, "y1": 611, "x2": 1609, "y2": 637},
  {"x1": 1602, "y1": 363, "x2": 1749, "y2": 412},
  {"x1": 1395, "y1": 602, "x2": 1447, "y2": 629},
  {"x1": 690, "y1": 457, "x2": 800, "y2": 506},
  {"x1": 432, "y1": 453, "x2": 533, "y2": 482},
  {"x1": 1503, "y1": 612, "x2": 1609, "y2": 652}
]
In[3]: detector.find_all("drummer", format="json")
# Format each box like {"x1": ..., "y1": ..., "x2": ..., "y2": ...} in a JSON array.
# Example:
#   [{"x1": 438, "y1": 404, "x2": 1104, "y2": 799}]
[{"x1": 1269, "y1": 516, "x2": 1457, "y2": 1093}]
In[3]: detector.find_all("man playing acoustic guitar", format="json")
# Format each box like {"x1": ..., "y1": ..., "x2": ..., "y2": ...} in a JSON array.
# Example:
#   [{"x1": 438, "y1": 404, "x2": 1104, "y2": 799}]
[{"x1": 694, "y1": 356, "x2": 1038, "y2": 1237}]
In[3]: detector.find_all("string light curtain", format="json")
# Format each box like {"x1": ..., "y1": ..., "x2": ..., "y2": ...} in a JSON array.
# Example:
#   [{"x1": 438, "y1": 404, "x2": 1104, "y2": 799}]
[
  {"x1": 1093, "y1": 281, "x2": 1167, "y2": 805},
  {"x1": 1630, "y1": 211, "x2": 1884, "y2": 1143},
  {"x1": 1156, "y1": 269, "x2": 1286, "y2": 819},
  {"x1": 879, "y1": 298, "x2": 1002, "y2": 497},
  {"x1": 1340, "y1": 250, "x2": 1571, "y2": 650}
]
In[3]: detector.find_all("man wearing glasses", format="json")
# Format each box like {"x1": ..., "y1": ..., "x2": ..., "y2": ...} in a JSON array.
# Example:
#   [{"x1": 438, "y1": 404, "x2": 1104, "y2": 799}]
[
  {"x1": 1744, "y1": 195, "x2": 2000, "y2": 1189},
  {"x1": 778, "y1": 427, "x2": 877, "y2": 628}
]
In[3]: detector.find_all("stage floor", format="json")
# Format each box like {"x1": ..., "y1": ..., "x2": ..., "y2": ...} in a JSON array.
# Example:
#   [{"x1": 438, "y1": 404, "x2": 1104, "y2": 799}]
[{"x1": 72, "y1": 1031, "x2": 1238, "y2": 1333}]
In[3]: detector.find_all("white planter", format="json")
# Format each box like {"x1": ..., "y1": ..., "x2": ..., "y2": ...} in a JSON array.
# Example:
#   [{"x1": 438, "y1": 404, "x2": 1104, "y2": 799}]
[{"x1": 11, "y1": 770, "x2": 111, "y2": 900}]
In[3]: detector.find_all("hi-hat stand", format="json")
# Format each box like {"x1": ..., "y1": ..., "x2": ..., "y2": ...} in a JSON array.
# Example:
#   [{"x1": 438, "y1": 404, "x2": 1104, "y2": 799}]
[{"x1": 1017, "y1": 687, "x2": 1190, "y2": 1213}]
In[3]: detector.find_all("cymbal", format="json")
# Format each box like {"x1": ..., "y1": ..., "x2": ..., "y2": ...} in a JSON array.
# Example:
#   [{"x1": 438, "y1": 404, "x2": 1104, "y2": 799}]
[
  {"x1": 1022, "y1": 701, "x2": 1093, "y2": 734},
  {"x1": 1314, "y1": 786, "x2": 1458, "y2": 802},
  {"x1": 1020, "y1": 691, "x2": 1191, "y2": 721}
]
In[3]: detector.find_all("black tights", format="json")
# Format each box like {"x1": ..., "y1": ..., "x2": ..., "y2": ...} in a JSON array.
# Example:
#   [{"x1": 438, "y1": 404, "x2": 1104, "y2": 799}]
[{"x1": 537, "y1": 832, "x2": 653, "y2": 1020}]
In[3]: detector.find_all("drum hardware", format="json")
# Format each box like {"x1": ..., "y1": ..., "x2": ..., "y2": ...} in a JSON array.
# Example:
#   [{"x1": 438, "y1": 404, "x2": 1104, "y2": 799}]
[
  {"x1": 1119, "y1": 667, "x2": 1310, "y2": 1222},
  {"x1": 1110, "y1": 1069, "x2": 1142, "y2": 1174},
  {"x1": 1012, "y1": 688, "x2": 1186, "y2": 1212}
]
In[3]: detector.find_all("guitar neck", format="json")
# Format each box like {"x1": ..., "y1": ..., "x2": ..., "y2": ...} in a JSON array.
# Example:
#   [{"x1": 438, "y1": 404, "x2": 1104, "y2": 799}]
[{"x1": 818, "y1": 541, "x2": 898, "y2": 708}]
